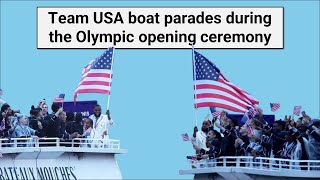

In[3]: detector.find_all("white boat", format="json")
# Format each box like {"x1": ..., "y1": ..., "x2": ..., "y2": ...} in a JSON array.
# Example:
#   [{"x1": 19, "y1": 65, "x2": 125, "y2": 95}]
[
  {"x1": 0, "y1": 138, "x2": 127, "y2": 180},
  {"x1": 180, "y1": 156, "x2": 320, "y2": 180}
]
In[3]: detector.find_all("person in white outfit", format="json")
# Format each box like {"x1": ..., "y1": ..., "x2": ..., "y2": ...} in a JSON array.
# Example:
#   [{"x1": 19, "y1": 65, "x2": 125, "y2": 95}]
[
  {"x1": 88, "y1": 105, "x2": 113, "y2": 147},
  {"x1": 192, "y1": 115, "x2": 211, "y2": 154}
]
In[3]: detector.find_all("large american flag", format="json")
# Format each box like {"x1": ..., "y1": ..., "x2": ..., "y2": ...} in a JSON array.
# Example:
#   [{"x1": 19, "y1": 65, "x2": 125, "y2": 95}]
[
  {"x1": 193, "y1": 51, "x2": 259, "y2": 113},
  {"x1": 270, "y1": 103, "x2": 280, "y2": 112},
  {"x1": 293, "y1": 106, "x2": 302, "y2": 116},
  {"x1": 74, "y1": 48, "x2": 114, "y2": 102}
]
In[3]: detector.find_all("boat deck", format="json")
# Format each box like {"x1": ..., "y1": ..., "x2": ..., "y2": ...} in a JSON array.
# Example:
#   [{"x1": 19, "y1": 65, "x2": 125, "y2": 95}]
[{"x1": 180, "y1": 156, "x2": 320, "y2": 179}]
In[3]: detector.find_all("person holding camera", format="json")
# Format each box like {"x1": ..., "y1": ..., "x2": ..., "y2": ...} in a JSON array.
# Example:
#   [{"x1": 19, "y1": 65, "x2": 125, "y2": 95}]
[
  {"x1": 38, "y1": 99, "x2": 49, "y2": 118},
  {"x1": 29, "y1": 106, "x2": 45, "y2": 137},
  {"x1": 1, "y1": 103, "x2": 20, "y2": 138}
]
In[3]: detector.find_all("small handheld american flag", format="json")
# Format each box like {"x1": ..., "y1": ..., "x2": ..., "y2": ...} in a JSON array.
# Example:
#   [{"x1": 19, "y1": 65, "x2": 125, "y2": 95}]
[
  {"x1": 0, "y1": 119, "x2": 5, "y2": 131},
  {"x1": 53, "y1": 94, "x2": 65, "y2": 103},
  {"x1": 270, "y1": 103, "x2": 280, "y2": 112},
  {"x1": 247, "y1": 106, "x2": 258, "y2": 117},
  {"x1": 181, "y1": 133, "x2": 189, "y2": 141},
  {"x1": 210, "y1": 107, "x2": 221, "y2": 118},
  {"x1": 293, "y1": 106, "x2": 302, "y2": 116}
]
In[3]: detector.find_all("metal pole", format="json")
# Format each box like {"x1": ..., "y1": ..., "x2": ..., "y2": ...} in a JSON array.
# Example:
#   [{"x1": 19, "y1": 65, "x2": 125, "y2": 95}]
[{"x1": 107, "y1": 47, "x2": 115, "y2": 111}]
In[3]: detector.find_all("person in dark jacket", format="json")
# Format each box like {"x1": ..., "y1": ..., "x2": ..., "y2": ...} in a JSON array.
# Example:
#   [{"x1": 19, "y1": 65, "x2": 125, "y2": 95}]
[
  {"x1": 194, "y1": 130, "x2": 222, "y2": 160},
  {"x1": 29, "y1": 106, "x2": 45, "y2": 137},
  {"x1": 261, "y1": 120, "x2": 286, "y2": 158},
  {"x1": 44, "y1": 103, "x2": 77, "y2": 139},
  {"x1": 66, "y1": 112, "x2": 83, "y2": 135}
]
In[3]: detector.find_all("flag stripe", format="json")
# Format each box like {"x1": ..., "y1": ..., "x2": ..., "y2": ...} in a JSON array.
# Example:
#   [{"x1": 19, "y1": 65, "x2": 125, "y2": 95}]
[
  {"x1": 195, "y1": 80, "x2": 252, "y2": 112},
  {"x1": 78, "y1": 81, "x2": 111, "y2": 86},
  {"x1": 195, "y1": 88, "x2": 252, "y2": 108},
  {"x1": 76, "y1": 85, "x2": 110, "y2": 91},
  {"x1": 219, "y1": 76, "x2": 259, "y2": 105},
  {"x1": 218, "y1": 78, "x2": 256, "y2": 105},
  {"x1": 196, "y1": 93, "x2": 248, "y2": 109},
  {"x1": 195, "y1": 79, "x2": 254, "y2": 107},
  {"x1": 75, "y1": 89, "x2": 110, "y2": 94},
  {"x1": 82, "y1": 72, "x2": 111, "y2": 79},
  {"x1": 196, "y1": 101, "x2": 246, "y2": 112},
  {"x1": 196, "y1": 79, "x2": 250, "y2": 101},
  {"x1": 80, "y1": 77, "x2": 111, "y2": 82}
]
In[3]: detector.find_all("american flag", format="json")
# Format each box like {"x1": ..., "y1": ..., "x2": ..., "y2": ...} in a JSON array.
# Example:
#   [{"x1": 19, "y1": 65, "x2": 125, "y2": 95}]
[
  {"x1": 193, "y1": 50, "x2": 258, "y2": 113},
  {"x1": 0, "y1": 88, "x2": 3, "y2": 96},
  {"x1": 53, "y1": 93, "x2": 65, "y2": 103},
  {"x1": 293, "y1": 106, "x2": 302, "y2": 116},
  {"x1": 270, "y1": 103, "x2": 280, "y2": 112},
  {"x1": 181, "y1": 133, "x2": 189, "y2": 141},
  {"x1": 0, "y1": 119, "x2": 5, "y2": 131},
  {"x1": 241, "y1": 112, "x2": 249, "y2": 124},
  {"x1": 242, "y1": 114, "x2": 253, "y2": 136},
  {"x1": 74, "y1": 48, "x2": 114, "y2": 102},
  {"x1": 209, "y1": 107, "x2": 221, "y2": 118},
  {"x1": 248, "y1": 106, "x2": 258, "y2": 117}
]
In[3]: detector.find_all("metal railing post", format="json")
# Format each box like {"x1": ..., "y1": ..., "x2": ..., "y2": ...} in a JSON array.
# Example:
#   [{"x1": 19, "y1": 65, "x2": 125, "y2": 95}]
[
  {"x1": 56, "y1": 138, "x2": 60, "y2": 147},
  {"x1": 14, "y1": 139, "x2": 17, "y2": 148},
  {"x1": 236, "y1": 157, "x2": 240, "y2": 168}
]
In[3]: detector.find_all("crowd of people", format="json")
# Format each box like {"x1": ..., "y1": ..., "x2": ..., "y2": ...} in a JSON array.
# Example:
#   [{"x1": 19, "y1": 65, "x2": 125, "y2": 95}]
[
  {"x1": 0, "y1": 99, "x2": 114, "y2": 146},
  {"x1": 190, "y1": 110, "x2": 320, "y2": 167}
]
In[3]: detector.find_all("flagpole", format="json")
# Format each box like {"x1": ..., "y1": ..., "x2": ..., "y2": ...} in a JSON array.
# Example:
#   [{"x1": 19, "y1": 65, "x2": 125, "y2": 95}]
[
  {"x1": 192, "y1": 44, "x2": 198, "y2": 127},
  {"x1": 106, "y1": 47, "x2": 115, "y2": 111}
]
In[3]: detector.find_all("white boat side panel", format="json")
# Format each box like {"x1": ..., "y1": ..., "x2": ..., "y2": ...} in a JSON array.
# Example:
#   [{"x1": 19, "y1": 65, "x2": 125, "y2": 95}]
[{"x1": 0, "y1": 153, "x2": 122, "y2": 180}]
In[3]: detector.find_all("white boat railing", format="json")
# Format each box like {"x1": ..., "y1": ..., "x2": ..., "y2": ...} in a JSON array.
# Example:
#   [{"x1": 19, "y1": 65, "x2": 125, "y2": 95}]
[
  {"x1": 188, "y1": 156, "x2": 320, "y2": 172},
  {"x1": 0, "y1": 137, "x2": 121, "y2": 150}
]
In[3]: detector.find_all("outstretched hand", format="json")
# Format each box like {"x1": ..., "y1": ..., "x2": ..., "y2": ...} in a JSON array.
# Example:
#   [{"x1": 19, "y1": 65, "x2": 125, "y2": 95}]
[
  {"x1": 106, "y1": 110, "x2": 111, "y2": 119},
  {"x1": 193, "y1": 126, "x2": 198, "y2": 137}
]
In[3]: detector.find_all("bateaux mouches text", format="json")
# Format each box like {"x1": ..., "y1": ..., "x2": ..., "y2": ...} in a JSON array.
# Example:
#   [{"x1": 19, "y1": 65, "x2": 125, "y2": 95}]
[{"x1": 0, "y1": 167, "x2": 77, "y2": 180}]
